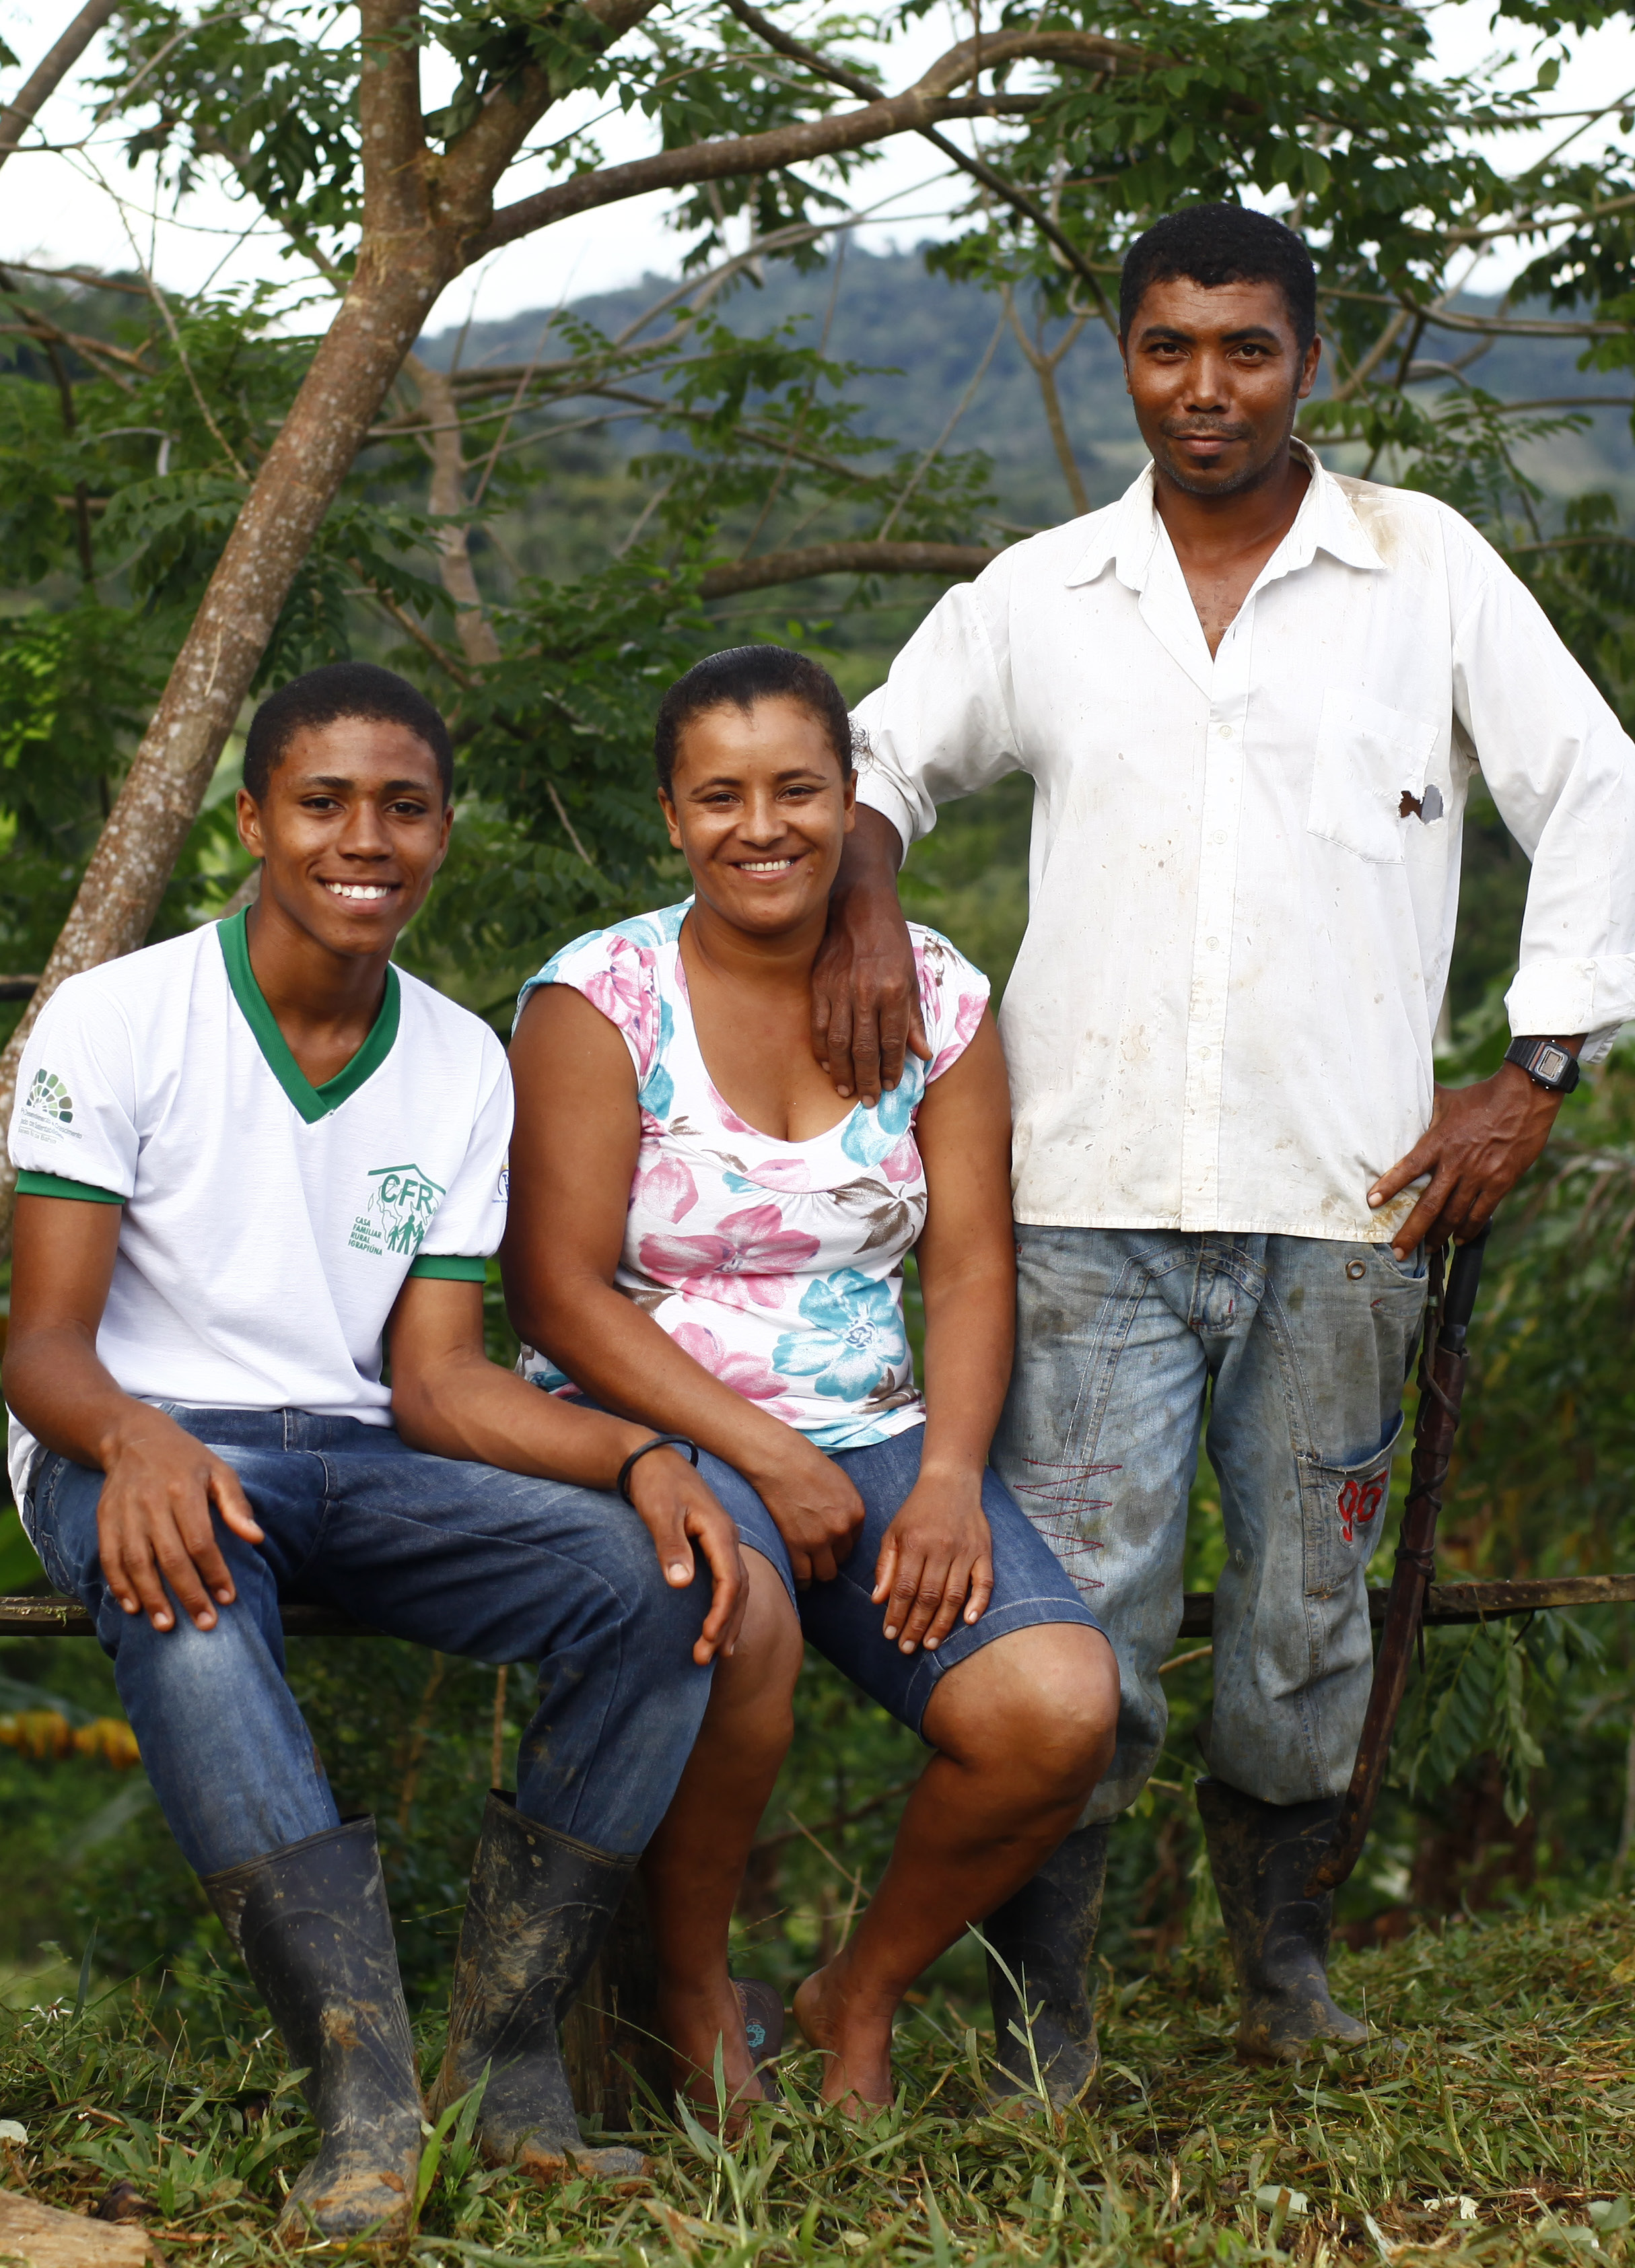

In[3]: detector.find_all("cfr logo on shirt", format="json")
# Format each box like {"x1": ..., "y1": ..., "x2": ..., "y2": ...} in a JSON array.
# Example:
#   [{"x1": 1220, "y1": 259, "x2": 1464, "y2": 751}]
[{"x1": 347, "y1": 1163, "x2": 445, "y2": 1258}]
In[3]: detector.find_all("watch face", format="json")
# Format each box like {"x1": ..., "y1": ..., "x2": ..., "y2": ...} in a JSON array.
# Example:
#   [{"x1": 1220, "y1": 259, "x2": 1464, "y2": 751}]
[{"x1": 1534, "y1": 1045, "x2": 1570, "y2": 1083}]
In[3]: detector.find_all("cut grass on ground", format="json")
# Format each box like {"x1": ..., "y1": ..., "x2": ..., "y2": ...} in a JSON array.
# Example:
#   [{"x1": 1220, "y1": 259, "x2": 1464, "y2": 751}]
[{"x1": 2, "y1": 1900, "x2": 1634, "y2": 2265}]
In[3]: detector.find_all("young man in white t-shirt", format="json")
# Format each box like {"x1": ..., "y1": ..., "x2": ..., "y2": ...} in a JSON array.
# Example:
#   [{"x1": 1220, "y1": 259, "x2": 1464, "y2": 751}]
[{"x1": 3, "y1": 662, "x2": 746, "y2": 2242}]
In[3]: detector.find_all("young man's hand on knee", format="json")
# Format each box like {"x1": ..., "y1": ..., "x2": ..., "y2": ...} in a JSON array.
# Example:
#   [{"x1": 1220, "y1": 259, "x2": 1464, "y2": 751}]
[{"x1": 5, "y1": 1193, "x2": 265, "y2": 1632}]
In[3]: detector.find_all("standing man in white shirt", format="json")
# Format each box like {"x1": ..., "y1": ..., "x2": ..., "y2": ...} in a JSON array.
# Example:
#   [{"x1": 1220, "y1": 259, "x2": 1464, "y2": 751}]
[
  {"x1": 810, "y1": 203, "x2": 1635, "y2": 2093},
  {"x1": 3, "y1": 664, "x2": 746, "y2": 2238}
]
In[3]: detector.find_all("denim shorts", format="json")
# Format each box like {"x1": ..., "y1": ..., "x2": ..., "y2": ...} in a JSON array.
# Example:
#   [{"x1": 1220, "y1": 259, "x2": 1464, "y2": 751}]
[{"x1": 698, "y1": 1421, "x2": 1103, "y2": 1738}]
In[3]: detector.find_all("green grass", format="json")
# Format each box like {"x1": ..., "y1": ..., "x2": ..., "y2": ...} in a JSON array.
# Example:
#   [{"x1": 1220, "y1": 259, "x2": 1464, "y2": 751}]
[{"x1": 4, "y1": 1899, "x2": 1634, "y2": 2264}]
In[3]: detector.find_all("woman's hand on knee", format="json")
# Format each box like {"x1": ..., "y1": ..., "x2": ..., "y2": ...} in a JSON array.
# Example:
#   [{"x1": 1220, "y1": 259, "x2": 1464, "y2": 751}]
[
  {"x1": 748, "y1": 1438, "x2": 865, "y2": 1587},
  {"x1": 871, "y1": 1474, "x2": 994, "y2": 1655},
  {"x1": 97, "y1": 1415, "x2": 265, "y2": 1633}
]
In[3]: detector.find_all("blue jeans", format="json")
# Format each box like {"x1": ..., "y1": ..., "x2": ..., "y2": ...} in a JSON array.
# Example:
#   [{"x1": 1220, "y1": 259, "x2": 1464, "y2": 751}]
[
  {"x1": 24, "y1": 1408, "x2": 716, "y2": 1876},
  {"x1": 994, "y1": 1230, "x2": 1428, "y2": 1815},
  {"x1": 702, "y1": 1423, "x2": 1102, "y2": 1737}
]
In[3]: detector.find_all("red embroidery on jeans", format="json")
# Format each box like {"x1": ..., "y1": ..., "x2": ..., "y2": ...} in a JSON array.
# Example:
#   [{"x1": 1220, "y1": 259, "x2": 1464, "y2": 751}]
[{"x1": 1337, "y1": 1472, "x2": 1387, "y2": 1544}]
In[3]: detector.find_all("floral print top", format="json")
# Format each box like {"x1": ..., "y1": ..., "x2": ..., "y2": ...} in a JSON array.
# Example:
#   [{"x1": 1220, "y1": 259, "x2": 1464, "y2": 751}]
[{"x1": 516, "y1": 902, "x2": 990, "y2": 1450}]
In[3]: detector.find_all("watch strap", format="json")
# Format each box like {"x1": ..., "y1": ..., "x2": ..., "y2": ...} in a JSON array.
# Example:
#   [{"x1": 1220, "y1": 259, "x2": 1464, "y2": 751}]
[{"x1": 1504, "y1": 1036, "x2": 1580, "y2": 1094}]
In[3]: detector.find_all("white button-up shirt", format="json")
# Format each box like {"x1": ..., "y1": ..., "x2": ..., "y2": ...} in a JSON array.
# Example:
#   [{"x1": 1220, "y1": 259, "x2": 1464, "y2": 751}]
[{"x1": 854, "y1": 448, "x2": 1635, "y2": 1243}]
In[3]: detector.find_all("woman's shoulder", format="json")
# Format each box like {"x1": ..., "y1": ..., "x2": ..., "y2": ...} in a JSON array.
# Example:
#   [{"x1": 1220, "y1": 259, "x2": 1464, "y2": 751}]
[
  {"x1": 534, "y1": 902, "x2": 690, "y2": 986},
  {"x1": 514, "y1": 903, "x2": 691, "y2": 1068},
  {"x1": 905, "y1": 924, "x2": 992, "y2": 1080}
]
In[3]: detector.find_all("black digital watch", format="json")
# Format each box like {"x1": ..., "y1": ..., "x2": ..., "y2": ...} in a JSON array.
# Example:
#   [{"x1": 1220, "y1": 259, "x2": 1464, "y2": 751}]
[{"x1": 1504, "y1": 1036, "x2": 1580, "y2": 1095}]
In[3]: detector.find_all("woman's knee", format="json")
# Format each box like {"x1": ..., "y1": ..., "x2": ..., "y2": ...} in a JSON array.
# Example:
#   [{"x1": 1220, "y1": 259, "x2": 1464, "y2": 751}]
[{"x1": 927, "y1": 1625, "x2": 1119, "y2": 1800}]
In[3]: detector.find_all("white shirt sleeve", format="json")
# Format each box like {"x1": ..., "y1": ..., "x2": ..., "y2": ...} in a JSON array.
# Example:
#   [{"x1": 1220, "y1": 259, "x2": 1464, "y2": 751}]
[
  {"x1": 411, "y1": 1029, "x2": 514, "y2": 1268},
  {"x1": 851, "y1": 571, "x2": 1025, "y2": 852},
  {"x1": 7, "y1": 974, "x2": 139, "y2": 1198},
  {"x1": 1447, "y1": 524, "x2": 1635, "y2": 1060}
]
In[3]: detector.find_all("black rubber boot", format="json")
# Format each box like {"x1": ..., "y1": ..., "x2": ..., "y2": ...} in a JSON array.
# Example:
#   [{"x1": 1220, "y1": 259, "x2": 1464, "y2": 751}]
[
  {"x1": 202, "y1": 1816, "x2": 423, "y2": 2246},
  {"x1": 431, "y1": 1791, "x2": 646, "y2": 2180},
  {"x1": 1196, "y1": 1778, "x2": 1370, "y2": 2063},
  {"x1": 983, "y1": 1824, "x2": 1109, "y2": 2112}
]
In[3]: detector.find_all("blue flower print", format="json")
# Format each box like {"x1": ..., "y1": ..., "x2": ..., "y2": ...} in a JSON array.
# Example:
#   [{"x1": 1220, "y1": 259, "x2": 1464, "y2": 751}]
[
  {"x1": 771, "y1": 1269, "x2": 909, "y2": 1402},
  {"x1": 839, "y1": 1059, "x2": 926, "y2": 1169},
  {"x1": 638, "y1": 994, "x2": 676, "y2": 1118}
]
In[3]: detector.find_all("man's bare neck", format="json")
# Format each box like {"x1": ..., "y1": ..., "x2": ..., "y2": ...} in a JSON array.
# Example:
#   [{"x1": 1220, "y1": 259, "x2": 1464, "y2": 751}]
[
  {"x1": 1154, "y1": 445, "x2": 1311, "y2": 657},
  {"x1": 245, "y1": 895, "x2": 393, "y2": 1078}
]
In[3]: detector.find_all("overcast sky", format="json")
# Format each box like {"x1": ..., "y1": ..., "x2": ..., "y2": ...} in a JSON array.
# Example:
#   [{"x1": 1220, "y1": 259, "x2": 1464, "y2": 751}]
[{"x1": 3, "y1": 0, "x2": 1633, "y2": 334}]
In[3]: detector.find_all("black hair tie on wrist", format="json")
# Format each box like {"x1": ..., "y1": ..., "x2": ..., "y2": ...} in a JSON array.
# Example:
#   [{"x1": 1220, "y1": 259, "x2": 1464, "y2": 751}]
[{"x1": 616, "y1": 1434, "x2": 700, "y2": 1504}]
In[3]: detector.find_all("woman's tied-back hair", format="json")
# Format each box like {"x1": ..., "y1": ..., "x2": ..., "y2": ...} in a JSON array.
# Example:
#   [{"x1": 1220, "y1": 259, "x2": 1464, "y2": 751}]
[
  {"x1": 1119, "y1": 203, "x2": 1317, "y2": 351},
  {"x1": 654, "y1": 646, "x2": 854, "y2": 796},
  {"x1": 243, "y1": 661, "x2": 454, "y2": 803}
]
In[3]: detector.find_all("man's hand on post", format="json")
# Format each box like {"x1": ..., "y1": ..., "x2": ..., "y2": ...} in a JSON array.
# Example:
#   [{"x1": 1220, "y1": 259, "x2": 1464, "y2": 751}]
[
  {"x1": 1367, "y1": 1041, "x2": 1584, "y2": 1256},
  {"x1": 625, "y1": 1448, "x2": 749, "y2": 1666},
  {"x1": 810, "y1": 804, "x2": 928, "y2": 1105},
  {"x1": 96, "y1": 1413, "x2": 265, "y2": 1633}
]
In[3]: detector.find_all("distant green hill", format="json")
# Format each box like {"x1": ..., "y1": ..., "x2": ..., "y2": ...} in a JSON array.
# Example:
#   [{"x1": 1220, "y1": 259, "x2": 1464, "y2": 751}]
[{"x1": 423, "y1": 244, "x2": 1635, "y2": 526}]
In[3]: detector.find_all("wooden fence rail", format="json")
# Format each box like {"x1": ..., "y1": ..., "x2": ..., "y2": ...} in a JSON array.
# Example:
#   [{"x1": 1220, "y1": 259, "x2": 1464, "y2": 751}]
[{"x1": 7, "y1": 1575, "x2": 1635, "y2": 1640}]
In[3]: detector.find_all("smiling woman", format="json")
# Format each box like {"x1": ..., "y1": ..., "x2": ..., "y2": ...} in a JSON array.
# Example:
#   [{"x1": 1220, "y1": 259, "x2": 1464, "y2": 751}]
[{"x1": 500, "y1": 644, "x2": 1120, "y2": 2123}]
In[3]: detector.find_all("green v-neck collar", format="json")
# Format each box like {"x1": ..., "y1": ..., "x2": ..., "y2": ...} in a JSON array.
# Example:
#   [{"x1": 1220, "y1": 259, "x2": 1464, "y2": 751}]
[{"x1": 217, "y1": 907, "x2": 401, "y2": 1126}]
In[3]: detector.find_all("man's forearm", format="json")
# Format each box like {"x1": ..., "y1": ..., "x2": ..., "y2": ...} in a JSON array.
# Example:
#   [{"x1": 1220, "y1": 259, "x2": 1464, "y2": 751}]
[
  {"x1": 4, "y1": 1326, "x2": 156, "y2": 1474},
  {"x1": 509, "y1": 1274, "x2": 801, "y2": 1487},
  {"x1": 833, "y1": 802, "x2": 906, "y2": 893},
  {"x1": 392, "y1": 1352, "x2": 663, "y2": 1490}
]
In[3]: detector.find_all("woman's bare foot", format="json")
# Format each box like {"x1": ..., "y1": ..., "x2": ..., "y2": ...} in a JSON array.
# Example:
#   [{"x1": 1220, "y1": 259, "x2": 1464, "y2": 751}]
[
  {"x1": 793, "y1": 1957, "x2": 895, "y2": 2112},
  {"x1": 660, "y1": 1977, "x2": 770, "y2": 2135}
]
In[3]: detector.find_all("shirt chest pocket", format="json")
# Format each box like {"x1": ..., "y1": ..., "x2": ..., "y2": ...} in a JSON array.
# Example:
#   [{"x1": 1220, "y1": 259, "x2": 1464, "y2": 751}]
[{"x1": 1306, "y1": 689, "x2": 1441, "y2": 865}]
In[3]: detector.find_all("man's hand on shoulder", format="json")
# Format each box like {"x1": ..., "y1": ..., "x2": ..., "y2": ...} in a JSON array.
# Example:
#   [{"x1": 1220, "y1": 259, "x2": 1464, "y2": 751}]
[
  {"x1": 1368, "y1": 1047, "x2": 1582, "y2": 1256},
  {"x1": 810, "y1": 804, "x2": 928, "y2": 1104}
]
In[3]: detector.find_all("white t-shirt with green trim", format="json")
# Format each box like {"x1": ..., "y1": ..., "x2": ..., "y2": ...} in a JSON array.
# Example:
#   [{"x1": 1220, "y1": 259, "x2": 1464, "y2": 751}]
[{"x1": 5, "y1": 909, "x2": 512, "y2": 1502}]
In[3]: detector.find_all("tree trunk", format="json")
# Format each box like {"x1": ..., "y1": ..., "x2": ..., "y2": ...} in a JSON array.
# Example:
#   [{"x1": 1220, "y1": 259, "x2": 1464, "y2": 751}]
[
  {"x1": 0, "y1": 241, "x2": 458, "y2": 1243},
  {"x1": 0, "y1": 0, "x2": 121, "y2": 170}
]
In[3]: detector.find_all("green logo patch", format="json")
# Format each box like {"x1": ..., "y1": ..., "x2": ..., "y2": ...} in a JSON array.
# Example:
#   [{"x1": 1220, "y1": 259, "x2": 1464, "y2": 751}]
[
  {"x1": 25, "y1": 1069, "x2": 72, "y2": 1124},
  {"x1": 348, "y1": 1163, "x2": 445, "y2": 1259}
]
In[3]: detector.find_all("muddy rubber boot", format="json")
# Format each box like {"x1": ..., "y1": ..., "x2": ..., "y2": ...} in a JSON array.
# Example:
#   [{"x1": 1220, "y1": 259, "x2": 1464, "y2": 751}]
[
  {"x1": 1195, "y1": 1778, "x2": 1370, "y2": 2063},
  {"x1": 983, "y1": 1824, "x2": 1109, "y2": 2112},
  {"x1": 431, "y1": 1792, "x2": 646, "y2": 2182},
  {"x1": 203, "y1": 1817, "x2": 423, "y2": 2246}
]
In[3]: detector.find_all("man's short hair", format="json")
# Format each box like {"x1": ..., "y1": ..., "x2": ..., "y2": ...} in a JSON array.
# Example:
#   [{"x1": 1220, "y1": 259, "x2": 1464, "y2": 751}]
[
  {"x1": 654, "y1": 646, "x2": 853, "y2": 796},
  {"x1": 1119, "y1": 203, "x2": 1318, "y2": 349},
  {"x1": 242, "y1": 662, "x2": 454, "y2": 803}
]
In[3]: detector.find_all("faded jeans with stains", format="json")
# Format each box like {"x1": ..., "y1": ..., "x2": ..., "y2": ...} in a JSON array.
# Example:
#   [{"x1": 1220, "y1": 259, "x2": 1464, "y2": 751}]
[
  {"x1": 993, "y1": 1229, "x2": 1428, "y2": 1817},
  {"x1": 23, "y1": 1407, "x2": 718, "y2": 1878}
]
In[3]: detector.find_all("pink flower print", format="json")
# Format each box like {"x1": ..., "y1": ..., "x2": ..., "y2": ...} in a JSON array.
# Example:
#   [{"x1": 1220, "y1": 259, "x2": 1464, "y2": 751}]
[
  {"x1": 749, "y1": 1156, "x2": 814, "y2": 1193},
  {"x1": 880, "y1": 1132, "x2": 921, "y2": 1185},
  {"x1": 633, "y1": 1150, "x2": 699, "y2": 1223},
  {"x1": 710, "y1": 1090, "x2": 759, "y2": 1137},
  {"x1": 582, "y1": 938, "x2": 659, "y2": 1078},
  {"x1": 930, "y1": 986, "x2": 987, "y2": 1080},
  {"x1": 670, "y1": 1319, "x2": 790, "y2": 1403},
  {"x1": 638, "y1": 1202, "x2": 821, "y2": 1312}
]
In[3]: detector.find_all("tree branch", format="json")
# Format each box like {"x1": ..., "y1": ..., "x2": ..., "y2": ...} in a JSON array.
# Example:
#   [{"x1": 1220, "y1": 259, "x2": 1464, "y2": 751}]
[
  {"x1": 0, "y1": 0, "x2": 120, "y2": 171},
  {"x1": 720, "y1": 0, "x2": 1122, "y2": 317},
  {"x1": 470, "y1": 24, "x2": 1136, "y2": 261},
  {"x1": 700, "y1": 540, "x2": 1000, "y2": 596}
]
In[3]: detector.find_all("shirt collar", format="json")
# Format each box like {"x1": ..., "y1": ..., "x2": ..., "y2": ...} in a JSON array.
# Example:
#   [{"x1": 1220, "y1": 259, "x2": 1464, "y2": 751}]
[{"x1": 1065, "y1": 440, "x2": 1386, "y2": 589}]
